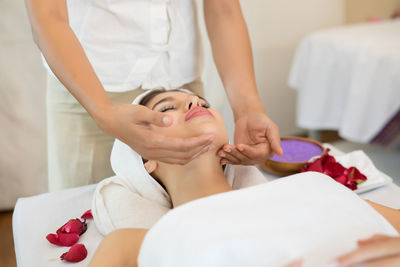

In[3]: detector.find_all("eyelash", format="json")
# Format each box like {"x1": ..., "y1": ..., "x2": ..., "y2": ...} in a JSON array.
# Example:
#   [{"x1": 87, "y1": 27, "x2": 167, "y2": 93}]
[
  {"x1": 160, "y1": 105, "x2": 176, "y2": 112},
  {"x1": 160, "y1": 103, "x2": 209, "y2": 113}
]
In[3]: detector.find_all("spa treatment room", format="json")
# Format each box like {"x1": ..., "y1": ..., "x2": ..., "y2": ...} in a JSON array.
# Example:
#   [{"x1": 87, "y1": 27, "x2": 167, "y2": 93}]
[{"x1": 1, "y1": 0, "x2": 400, "y2": 266}]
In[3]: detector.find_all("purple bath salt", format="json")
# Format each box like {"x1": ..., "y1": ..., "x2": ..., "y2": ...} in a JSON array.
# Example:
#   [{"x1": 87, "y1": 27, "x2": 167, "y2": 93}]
[{"x1": 270, "y1": 139, "x2": 323, "y2": 163}]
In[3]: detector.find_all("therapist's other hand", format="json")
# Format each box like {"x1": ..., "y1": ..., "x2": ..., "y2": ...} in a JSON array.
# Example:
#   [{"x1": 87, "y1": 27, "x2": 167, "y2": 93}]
[
  {"x1": 218, "y1": 112, "x2": 282, "y2": 165},
  {"x1": 99, "y1": 104, "x2": 214, "y2": 164},
  {"x1": 332, "y1": 234, "x2": 400, "y2": 267}
]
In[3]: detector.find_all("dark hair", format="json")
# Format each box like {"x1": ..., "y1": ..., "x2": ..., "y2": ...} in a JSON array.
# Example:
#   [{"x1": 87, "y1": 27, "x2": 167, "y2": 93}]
[
  {"x1": 139, "y1": 89, "x2": 207, "y2": 107},
  {"x1": 139, "y1": 89, "x2": 181, "y2": 106}
]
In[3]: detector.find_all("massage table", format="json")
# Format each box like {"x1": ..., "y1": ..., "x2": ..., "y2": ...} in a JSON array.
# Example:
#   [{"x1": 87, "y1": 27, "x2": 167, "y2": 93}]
[
  {"x1": 13, "y1": 147, "x2": 400, "y2": 267},
  {"x1": 289, "y1": 20, "x2": 400, "y2": 146},
  {"x1": 13, "y1": 174, "x2": 400, "y2": 266}
]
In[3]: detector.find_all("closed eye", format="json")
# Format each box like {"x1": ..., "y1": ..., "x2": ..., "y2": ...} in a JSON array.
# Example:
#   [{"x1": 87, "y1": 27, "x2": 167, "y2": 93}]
[{"x1": 160, "y1": 105, "x2": 176, "y2": 112}]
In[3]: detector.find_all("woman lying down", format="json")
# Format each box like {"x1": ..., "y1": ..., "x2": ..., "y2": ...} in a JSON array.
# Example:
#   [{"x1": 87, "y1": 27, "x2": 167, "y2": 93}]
[{"x1": 89, "y1": 89, "x2": 400, "y2": 267}]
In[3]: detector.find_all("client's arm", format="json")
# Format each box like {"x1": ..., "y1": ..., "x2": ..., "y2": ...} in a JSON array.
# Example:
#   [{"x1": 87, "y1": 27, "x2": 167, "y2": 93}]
[
  {"x1": 366, "y1": 200, "x2": 400, "y2": 233},
  {"x1": 329, "y1": 201, "x2": 400, "y2": 267},
  {"x1": 89, "y1": 228, "x2": 148, "y2": 267}
]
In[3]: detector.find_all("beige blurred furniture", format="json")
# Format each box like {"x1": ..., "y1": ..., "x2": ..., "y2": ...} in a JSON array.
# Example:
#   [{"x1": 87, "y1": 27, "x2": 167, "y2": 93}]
[
  {"x1": 346, "y1": 0, "x2": 400, "y2": 23},
  {"x1": 289, "y1": 20, "x2": 400, "y2": 144}
]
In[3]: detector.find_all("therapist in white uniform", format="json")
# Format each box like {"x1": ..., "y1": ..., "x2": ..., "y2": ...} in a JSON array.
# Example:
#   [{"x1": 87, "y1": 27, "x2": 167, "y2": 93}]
[{"x1": 25, "y1": 0, "x2": 283, "y2": 191}]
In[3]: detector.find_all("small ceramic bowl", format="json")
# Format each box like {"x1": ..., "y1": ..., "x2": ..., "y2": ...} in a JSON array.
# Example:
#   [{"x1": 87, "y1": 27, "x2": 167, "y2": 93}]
[{"x1": 261, "y1": 136, "x2": 325, "y2": 177}]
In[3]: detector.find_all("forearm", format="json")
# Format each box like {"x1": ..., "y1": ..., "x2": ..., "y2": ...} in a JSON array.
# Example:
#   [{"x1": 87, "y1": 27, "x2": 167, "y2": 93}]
[
  {"x1": 89, "y1": 228, "x2": 148, "y2": 267},
  {"x1": 204, "y1": 0, "x2": 264, "y2": 119},
  {"x1": 26, "y1": 0, "x2": 112, "y2": 124}
]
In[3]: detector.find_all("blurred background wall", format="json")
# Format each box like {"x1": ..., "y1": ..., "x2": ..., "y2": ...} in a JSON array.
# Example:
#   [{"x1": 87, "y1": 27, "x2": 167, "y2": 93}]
[
  {"x1": 2, "y1": 0, "x2": 399, "y2": 210},
  {"x1": 0, "y1": 0, "x2": 47, "y2": 210},
  {"x1": 199, "y1": 0, "x2": 345, "y2": 140}
]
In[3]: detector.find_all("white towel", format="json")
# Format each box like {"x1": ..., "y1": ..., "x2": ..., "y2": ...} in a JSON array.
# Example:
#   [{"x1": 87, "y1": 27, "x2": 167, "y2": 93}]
[
  {"x1": 92, "y1": 89, "x2": 268, "y2": 235},
  {"x1": 138, "y1": 172, "x2": 399, "y2": 267}
]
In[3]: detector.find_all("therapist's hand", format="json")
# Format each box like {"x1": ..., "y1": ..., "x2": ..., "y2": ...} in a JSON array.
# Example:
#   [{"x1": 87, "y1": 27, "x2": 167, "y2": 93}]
[
  {"x1": 218, "y1": 111, "x2": 282, "y2": 165},
  {"x1": 99, "y1": 104, "x2": 214, "y2": 164},
  {"x1": 332, "y1": 234, "x2": 400, "y2": 267}
]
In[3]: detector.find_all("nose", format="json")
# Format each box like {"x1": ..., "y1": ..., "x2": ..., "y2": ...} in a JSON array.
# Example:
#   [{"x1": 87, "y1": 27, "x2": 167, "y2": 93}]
[{"x1": 186, "y1": 95, "x2": 201, "y2": 111}]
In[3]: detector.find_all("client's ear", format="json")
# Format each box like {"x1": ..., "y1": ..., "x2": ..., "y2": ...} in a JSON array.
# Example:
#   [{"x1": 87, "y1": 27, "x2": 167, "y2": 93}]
[{"x1": 144, "y1": 160, "x2": 158, "y2": 173}]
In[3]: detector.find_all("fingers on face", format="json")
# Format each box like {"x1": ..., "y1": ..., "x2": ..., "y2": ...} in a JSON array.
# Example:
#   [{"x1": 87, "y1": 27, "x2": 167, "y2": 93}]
[
  {"x1": 218, "y1": 149, "x2": 241, "y2": 165},
  {"x1": 135, "y1": 105, "x2": 170, "y2": 127},
  {"x1": 142, "y1": 134, "x2": 214, "y2": 164},
  {"x1": 336, "y1": 236, "x2": 400, "y2": 266},
  {"x1": 155, "y1": 144, "x2": 213, "y2": 165},
  {"x1": 150, "y1": 133, "x2": 213, "y2": 152}
]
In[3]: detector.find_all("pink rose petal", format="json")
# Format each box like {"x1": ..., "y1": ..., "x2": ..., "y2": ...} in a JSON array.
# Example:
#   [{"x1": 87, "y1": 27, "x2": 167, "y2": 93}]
[{"x1": 60, "y1": 244, "x2": 88, "y2": 262}]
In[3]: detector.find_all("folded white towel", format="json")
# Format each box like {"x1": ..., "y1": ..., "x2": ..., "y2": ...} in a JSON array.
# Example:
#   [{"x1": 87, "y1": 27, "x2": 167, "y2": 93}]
[
  {"x1": 138, "y1": 172, "x2": 398, "y2": 267},
  {"x1": 92, "y1": 89, "x2": 268, "y2": 235}
]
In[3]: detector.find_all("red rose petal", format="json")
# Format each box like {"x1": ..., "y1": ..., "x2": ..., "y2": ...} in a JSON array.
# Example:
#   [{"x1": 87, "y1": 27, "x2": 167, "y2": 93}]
[
  {"x1": 46, "y1": 233, "x2": 59, "y2": 245},
  {"x1": 334, "y1": 175, "x2": 348, "y2": 185},
  {"x1": 302, "y1": 158, "x2": 323, "y2": 173},
  {"x1": 348, "y1": 167, "x2": 367, "y2": 182},
  {"x1": 46, "y1": 232, "x2": 79, "y2": 246},
  {"x1": 60, "y1": 244, "x2": 88, "y2": 262},
  {"x1": 346, "y1": 181, "x2": 358, "y2": 191},
  {"x1": 325, "y1": 161, "x2": 346, "y2": 178},
  {"x1": 57, "y1": 219, "x2": 84, "y2": 235},
  {"x1": 81, "y1": 209, "x2": 93, "y2": 220},
  {"x1": 301, "y1": 149, "x2": 367, "y2": 191}
]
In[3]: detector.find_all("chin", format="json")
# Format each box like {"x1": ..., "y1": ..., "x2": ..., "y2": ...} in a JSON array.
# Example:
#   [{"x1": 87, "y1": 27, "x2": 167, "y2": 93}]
[{"x1": 194, "y1": 121, "x2": 229, "y2": 148}]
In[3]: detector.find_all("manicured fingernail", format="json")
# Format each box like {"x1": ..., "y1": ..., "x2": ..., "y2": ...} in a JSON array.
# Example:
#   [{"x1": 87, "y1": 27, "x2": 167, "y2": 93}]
[
  {"x1": 224, "y1": 147, "x2": 231, "y2": 152},
  {"x1": 162, "y1": 116, "x2": 171, "y2": 125},
  {"x1": 219, "y1": 152, "x2": 226, "y2": 157},
  {"x1": 238, "y1": 146, "x2": 244, "y2": 152}
]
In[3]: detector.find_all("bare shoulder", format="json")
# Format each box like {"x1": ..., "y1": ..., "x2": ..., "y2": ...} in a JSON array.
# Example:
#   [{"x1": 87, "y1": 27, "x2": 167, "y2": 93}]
[
  {"x1": 365, "y1": 200, "x2": 400, "y2": 233},
  {"x1": 89, "y1": 228, "x2": 149, "y2": 267}
]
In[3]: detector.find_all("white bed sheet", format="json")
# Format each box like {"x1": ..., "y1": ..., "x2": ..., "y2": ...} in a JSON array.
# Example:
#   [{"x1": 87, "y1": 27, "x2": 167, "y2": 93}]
[
  {"x1": 13, "y1": 177, "x2": 400, "y2": 266},
  {"x1": 13, "y1": 185, "x2": 101, "y2": 267},
  {"x1": 289, "y1": 20, "x2": 400, "y2": 143}
]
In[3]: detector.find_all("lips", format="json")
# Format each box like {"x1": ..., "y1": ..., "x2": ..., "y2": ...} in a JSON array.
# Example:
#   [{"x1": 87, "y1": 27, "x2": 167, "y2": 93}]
[{"x1": 185, "y1": 106, "x2": 213, "y2": 121}]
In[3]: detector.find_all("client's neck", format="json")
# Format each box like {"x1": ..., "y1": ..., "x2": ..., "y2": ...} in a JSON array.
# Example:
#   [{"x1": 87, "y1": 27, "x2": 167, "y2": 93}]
[{"x1": 157, "y1": 152, "x2": 232, "y2": 207}]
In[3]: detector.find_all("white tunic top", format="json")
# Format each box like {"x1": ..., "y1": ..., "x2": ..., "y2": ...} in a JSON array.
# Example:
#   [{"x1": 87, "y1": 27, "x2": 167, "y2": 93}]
[{"x1": 43, "y1": 0, "x2": 203, "y2": 92}]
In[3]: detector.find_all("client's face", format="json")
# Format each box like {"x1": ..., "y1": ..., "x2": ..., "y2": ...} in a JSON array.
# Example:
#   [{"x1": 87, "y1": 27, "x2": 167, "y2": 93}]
[{"x1": 144, "y1": 91, "x2": 229, "y2": 148}]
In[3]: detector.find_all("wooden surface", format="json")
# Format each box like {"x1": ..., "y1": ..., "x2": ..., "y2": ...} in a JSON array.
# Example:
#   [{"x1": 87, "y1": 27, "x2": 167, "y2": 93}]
[{"x1": 0, "y1": 211, "x2": 16, "y2": 267}]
